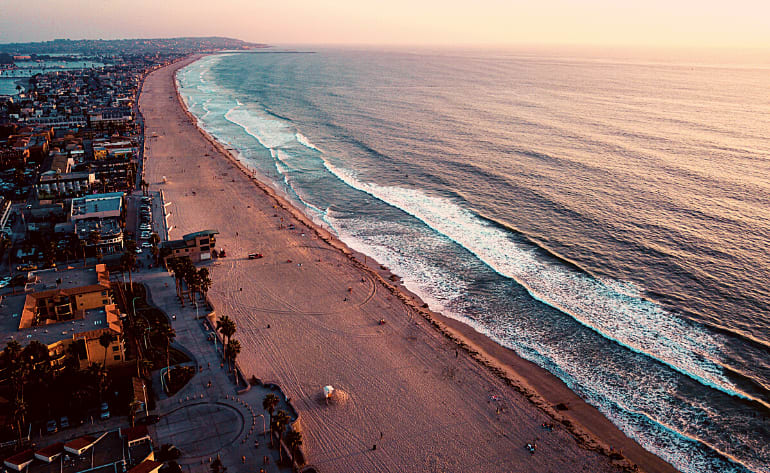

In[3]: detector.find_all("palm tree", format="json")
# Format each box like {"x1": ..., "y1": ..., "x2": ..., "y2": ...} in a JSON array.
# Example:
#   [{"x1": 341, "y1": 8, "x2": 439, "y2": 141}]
[
  {"x1": 149, "y1": 232, "x2": 160, "y2": 247},
  {"x1": 197, "y1": 268, "x2": 212, "y2": 300},
  {"x1": 11, "y1": 396, "x2": 27, "y2": 448},
  {"x1": 140, "y1": 179, "x2": 149, "y2": 196},
  {"x1": 285, "y1": 430, "x2": 303, "y2": 464},
  {"x1": 156, "y1": 323, "x2": 176, "y2": 385},
  {"x1": 263, "y1": 393, "x2": 279, "y2": 443},
  {"x1": 120, "y1": 251, "x2": 137, "y2": 286},
  {"x1": 128, "y1": 400, "x2": 143, "y2": 427},
  {"x1": 99, "y1": 332, "x2": 114, "y2": 367},
  {"x1": 272, "y1": 409, "x2": 291, "y2": 462},
  {"x1": 225, "y1": 339, "x2": 241, "y2": 377},
  {"x1": 150, "y1": 244, "x2": 160, "y2": 265},
  {"x1": 216, "y1": 316, "x2": 236, "y2": 359},
  {"x1": 209, "y1": 456, "x2": 226, "y2": 473},
  {"x1": 80, "y1": 240, "x2": 88, "y2": 267}
]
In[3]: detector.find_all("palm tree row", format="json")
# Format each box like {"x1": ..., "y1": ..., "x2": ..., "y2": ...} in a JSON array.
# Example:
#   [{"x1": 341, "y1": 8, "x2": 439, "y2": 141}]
[
  {"x1": 261, "y1": 393, "x2": 303, "y2": 465},
  {"x1": 166, "y1": 256, "x2": 212, "y2": 304},
  {"x1": 120, "y1": 239, "x2": 137, "y2": 286}
]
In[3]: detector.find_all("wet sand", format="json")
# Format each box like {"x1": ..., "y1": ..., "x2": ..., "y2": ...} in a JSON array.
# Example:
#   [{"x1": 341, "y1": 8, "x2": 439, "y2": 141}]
[{"x1": 140, "y1": 55, "x2": 678, "y2": 473}]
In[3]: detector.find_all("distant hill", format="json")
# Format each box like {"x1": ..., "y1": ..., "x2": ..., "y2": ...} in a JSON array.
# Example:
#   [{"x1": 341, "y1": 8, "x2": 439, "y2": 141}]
[{"x1": 0, "y1": 37, "x2": 267, "y2": 55}]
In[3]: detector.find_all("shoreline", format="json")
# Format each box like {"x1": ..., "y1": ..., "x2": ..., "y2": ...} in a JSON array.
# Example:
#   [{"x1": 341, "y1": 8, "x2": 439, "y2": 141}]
[{"x1": 146, "y1": 53, "x2": 679, "y2": 473}]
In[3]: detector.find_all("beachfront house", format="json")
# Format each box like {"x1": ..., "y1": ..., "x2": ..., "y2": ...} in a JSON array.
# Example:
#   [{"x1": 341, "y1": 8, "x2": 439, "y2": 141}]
[{"x1": 159, "y1": 229, "x2": 218, "y2": 266}]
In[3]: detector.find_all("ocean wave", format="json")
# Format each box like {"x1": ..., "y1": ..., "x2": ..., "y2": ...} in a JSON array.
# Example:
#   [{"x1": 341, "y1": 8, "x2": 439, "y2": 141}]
[
  {"x1": 319, "y1": 159, "x2": 767, "y2": 408},
  {"x1": 296, "y1": 132, "x2": 322, "y2": 152}
]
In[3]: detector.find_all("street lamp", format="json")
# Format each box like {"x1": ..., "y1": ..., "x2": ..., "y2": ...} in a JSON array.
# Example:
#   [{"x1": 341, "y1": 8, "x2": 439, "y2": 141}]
[
  {"x1": 256, "y1": 414, "x2": 266, "y2": 437},
  {"x1": 142, "y1": 381, "x2": 149, "y2": 416}
]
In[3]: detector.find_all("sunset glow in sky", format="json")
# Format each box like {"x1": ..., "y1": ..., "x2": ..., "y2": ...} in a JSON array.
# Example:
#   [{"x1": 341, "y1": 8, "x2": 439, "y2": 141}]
[{"x1": 2, "y1": 0, "x2": 770, "y2": 49}]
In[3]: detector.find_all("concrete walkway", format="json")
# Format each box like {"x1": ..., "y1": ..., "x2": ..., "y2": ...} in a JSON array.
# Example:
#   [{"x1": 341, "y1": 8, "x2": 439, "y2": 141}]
[{"x1": 136, "y1": 267, "x2": 295, "y2": 473}]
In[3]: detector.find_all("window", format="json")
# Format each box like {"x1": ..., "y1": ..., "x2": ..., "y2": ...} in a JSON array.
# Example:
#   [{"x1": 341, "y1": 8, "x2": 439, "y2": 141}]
[
  {"x1": 101, "y1": 291, "x2": 107, "y2": 296},
  {"x1": 102, "y1": 299, "x2": 109, "y2": 305},
  {"x1": 112, "y1": 345, "x2": 119, "y2": 352},
  {"x1": 113, "y1": 355, "x2": 121, "y2": 361}
]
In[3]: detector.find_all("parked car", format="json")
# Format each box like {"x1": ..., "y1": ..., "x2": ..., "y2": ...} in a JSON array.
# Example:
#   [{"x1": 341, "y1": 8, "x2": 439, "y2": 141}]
[
  {"x1": 248, "y1": 253, "x2": 263, "y2": 259},
  {"x1": 46, "y1": 419, "x2": 57, "y2": 434},
  {"x1": 100, "y1": 402, "x2": 110, "y2": 419},
  {"x1": 142, "y1": 242, "x2": 152, "y2": 248},
  {"x1": 135, "y1": 248, "x2": 143, "y2": 254},
  {"x1": 59, "y1": 416, "x2": 69, "y2": 429},
  {"x1": 16, "y1": 263, "x2": 37, "y2": 271}
]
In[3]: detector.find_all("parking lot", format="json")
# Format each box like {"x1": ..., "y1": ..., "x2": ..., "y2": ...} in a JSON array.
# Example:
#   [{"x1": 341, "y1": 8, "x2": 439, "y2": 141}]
[{"x1": 126, "y1": 190, "x2": 167, "y2": 257}]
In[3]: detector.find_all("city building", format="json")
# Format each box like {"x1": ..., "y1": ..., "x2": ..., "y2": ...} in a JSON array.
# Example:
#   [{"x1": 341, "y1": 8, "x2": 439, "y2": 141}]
[{"x1": 70, "y1": 192, "x2": 125, "y2": 255}]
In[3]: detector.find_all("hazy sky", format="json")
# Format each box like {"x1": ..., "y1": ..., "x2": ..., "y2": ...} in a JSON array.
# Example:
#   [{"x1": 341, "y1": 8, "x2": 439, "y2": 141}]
[{"x1": 1, "y1": 0, "x2": 769, "y2": 49}]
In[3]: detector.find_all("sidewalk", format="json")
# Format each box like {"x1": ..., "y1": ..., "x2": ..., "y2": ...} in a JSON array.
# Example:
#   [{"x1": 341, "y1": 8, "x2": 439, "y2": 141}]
[{"x1": 136, "y1": 267, "x2": 295, "y2": 473}]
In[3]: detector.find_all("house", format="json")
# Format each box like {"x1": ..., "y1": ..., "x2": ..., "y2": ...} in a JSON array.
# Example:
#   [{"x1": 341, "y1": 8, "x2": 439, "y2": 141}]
[
  {"x1": 19, "y1": 264, "x2": 113, "y2": 327},
  {"x1": 160, "y1": 229, "x2": 218, "y2": 265}
]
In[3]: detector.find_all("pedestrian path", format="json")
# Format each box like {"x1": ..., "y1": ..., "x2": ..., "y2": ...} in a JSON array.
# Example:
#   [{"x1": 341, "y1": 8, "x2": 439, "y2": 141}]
[{"x1": 136, "y1": 268, "x2": 295, "y2": 473}]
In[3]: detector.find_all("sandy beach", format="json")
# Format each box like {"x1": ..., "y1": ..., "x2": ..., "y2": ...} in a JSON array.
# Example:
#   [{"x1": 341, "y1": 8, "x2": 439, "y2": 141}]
[{"x1": 140, "y1": 55, "x2": 679, "y2": 473}]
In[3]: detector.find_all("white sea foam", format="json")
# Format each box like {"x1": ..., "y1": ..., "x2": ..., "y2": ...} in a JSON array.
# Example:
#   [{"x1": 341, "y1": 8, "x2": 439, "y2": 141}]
[
  {"x1": 320, "y1": 160, "x2": 760, "y2": 406},
  {"x1": 224, "y1": 105, "x2": 295, "y2": 150},
  {"x1": 296, "y1": 132, "x2": 322, "y2": 152}
]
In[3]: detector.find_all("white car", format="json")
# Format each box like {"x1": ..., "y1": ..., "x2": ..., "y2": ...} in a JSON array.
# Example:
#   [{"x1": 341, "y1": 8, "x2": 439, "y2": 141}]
[{"x1": 142, "y1": 242, "x2": 153, "y2": 248}]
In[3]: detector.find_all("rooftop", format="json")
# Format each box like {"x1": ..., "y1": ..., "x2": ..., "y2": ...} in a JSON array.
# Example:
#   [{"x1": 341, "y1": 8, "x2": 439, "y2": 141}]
[
  {"x1": 183, "y1": 229, "x2": 218, "y2": 241},
  {"x1": 30, "y1": 264, "x2": 107, "y2": 292},
  {"x1": 15, "y1": 430, "x2": 128, "y2": 473},
  {"x1": 71, "y1": 192, "x2": 123, "y2": 217},
  {"x1": 0, "y1": 298, "x2": 116, "y2": 347}
]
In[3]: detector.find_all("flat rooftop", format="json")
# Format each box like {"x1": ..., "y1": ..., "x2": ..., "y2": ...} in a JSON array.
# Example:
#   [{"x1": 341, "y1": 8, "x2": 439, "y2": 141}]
[
  {"x1": 0, "y1": 295, "x2": 111, "y2": 347},
  {"x1": 75, "y1": 218, "x2": 122, "y2": 240},
  {"x1": 30, "y1": 266, "x2": 102, "y2": 292},
  {"x1": 71, "y1": 192, "x2": 123, "y2": 216}
]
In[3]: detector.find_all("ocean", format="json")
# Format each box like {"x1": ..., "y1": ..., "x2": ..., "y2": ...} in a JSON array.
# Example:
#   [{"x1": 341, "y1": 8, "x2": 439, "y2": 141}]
[{"x1": 176, "y1": 48, "x2": 770, "y2": 473}]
